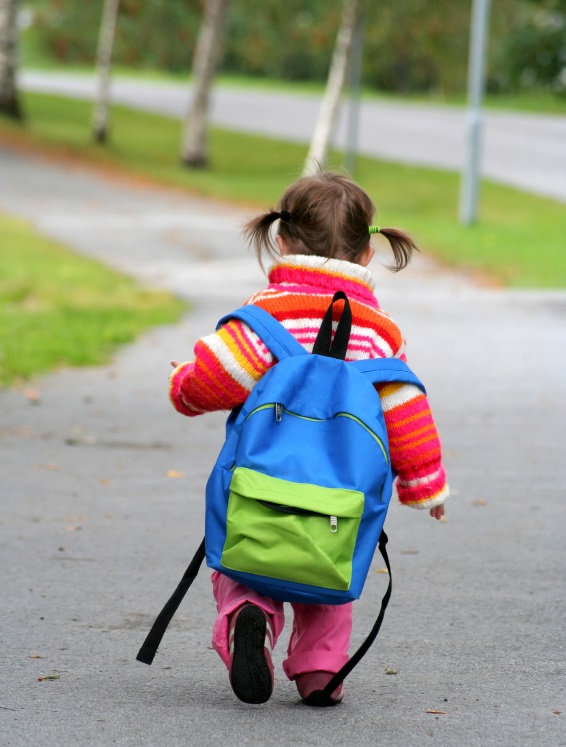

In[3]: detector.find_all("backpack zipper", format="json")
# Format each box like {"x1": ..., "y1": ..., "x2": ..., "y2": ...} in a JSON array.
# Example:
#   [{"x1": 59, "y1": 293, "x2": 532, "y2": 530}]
[
  {"x1": 258, "y1": 499, "x2": 339, "y2": 532},
  {"x1": 336, "y1": 412, "x2": 389, "y2": 463},
  {"x1": 246, "y1": 404, "x2": 388, "y2": 463},
  {"x1": 271, "y1": 405, "x2": 388, "y2": 464}
]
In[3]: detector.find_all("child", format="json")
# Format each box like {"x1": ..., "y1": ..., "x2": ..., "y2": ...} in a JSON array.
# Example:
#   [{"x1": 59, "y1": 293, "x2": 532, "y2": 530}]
[{"x1": 169, "y1": 172, "x2": 448, "y2": 706}]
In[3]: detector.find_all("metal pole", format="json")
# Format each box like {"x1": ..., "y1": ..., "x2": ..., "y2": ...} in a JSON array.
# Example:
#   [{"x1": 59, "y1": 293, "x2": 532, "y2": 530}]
[
  {"x1": 459, "y1": 0, "x2": 491, "y2": 225},
  {"x1": 345, "y1": 13, "x2": 363, "y2": 176}
]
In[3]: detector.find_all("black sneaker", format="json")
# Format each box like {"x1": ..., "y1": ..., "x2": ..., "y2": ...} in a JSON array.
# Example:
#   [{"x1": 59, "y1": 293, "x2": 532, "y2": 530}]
[{"x1": 228, "y1": 604, "x2": 274, "y2": 704}]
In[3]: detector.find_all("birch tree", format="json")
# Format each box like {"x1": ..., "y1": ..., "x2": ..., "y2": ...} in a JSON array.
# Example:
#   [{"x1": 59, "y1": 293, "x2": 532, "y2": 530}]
[
  {"x1": 181, "y1": 0, "x2": 230, "y2": 168},
  {"x1": 92, "y1": 0, "x2": 120, "y2": 144},
  {"x1": 0, "y1": 0, "x2": 22, "y2": 120},
  {"x1": 303, "y1": 0, "x2": 360, "y2": 176}
]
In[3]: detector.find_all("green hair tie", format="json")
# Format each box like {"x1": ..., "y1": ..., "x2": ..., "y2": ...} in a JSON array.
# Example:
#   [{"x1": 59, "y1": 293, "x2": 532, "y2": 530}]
[{"x1": 368, "y1": 225, "x2": 381, "y2": 234}]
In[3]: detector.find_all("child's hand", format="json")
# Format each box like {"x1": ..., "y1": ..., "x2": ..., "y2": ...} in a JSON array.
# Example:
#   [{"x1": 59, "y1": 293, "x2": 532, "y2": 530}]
[
  {"x1": 430, "y1": 504, "x2": 445, "y2": 520},
  {"x1": 171, "y1": 360, "x2": 180, "y2": 368}
]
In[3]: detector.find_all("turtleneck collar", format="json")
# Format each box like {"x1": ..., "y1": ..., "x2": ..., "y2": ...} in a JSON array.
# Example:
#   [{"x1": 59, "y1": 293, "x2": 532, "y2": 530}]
[{"x1": 268, "y1": 254, "x2": 376, "y2": 302}]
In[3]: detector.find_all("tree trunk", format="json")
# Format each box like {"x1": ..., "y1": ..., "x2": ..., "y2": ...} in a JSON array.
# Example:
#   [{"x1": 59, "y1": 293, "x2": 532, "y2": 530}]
[
  {"x1": 303, "y1": 0, "x2": 360, "y2": 177},
  {"x1": 181, "y1": 0, "x2": 230, "y2": 169},
  {"x1": 0, "y1": 0, "x2": 23, "y2": 120},
  {"x1": 92, "y1": 0, "x2": 120, "y2": 144}
]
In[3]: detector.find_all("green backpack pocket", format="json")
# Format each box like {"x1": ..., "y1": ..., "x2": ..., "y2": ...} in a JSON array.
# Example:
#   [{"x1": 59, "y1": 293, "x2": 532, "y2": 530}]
[{"x1": 221, "y1": 467, "x2": 364, "y2": 591}]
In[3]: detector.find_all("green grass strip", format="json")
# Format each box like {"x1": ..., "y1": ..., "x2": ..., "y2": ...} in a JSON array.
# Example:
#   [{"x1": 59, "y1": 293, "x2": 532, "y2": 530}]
[
  {"x1": 1, "y1": 91, "x2": 565, "y2": 288},
  {"x1": 0, "y1": 213, "x2": 186, "y2": 387}
]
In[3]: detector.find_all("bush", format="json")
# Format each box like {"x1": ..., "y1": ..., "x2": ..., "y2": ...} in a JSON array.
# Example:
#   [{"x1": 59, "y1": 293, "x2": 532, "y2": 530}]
[
  {"x1": 22, "y1": 0, "x2": 566, "y2": 97},
  {"x1": 492, "y1": 21, "x2": 566, "y2": 93}
]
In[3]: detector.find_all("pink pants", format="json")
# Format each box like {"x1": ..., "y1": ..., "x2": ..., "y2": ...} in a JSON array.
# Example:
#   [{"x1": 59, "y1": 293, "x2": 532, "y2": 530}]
[{"x1": 211, "y1": 571, "x2": 352, "y2": 680}]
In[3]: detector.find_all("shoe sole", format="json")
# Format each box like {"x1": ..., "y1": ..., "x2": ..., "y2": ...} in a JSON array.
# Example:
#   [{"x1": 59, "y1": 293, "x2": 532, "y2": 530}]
[{"x1": 230, "y1": 605, "x2": 273, "y2": 704}]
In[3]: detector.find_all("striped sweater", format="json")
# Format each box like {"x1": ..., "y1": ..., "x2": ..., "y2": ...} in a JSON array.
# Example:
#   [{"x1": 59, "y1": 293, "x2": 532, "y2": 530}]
[{"x1": 170, "y1": 254, "x2": 448, "y2": 510}]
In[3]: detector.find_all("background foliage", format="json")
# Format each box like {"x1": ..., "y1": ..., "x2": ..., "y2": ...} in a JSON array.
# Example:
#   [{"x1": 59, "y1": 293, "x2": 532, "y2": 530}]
[{"x1": 22, "y1": 0, "x2": 566, "y2": 97}]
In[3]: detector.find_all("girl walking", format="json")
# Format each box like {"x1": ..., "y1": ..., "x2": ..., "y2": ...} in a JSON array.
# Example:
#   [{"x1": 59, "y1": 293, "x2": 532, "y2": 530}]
[{"x1": 169, "y1": 171, "x2": 449, "y2": 706}]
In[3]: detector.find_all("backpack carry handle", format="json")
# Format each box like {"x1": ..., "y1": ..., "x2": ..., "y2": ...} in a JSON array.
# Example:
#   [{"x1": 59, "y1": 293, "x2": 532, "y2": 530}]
[{"x1": 312, "y1": 291, "x2": 352, "y2": 360}]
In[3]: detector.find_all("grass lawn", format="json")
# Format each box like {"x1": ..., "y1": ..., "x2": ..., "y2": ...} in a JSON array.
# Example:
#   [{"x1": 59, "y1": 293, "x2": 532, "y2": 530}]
[
  {"x1": 0, "y1": 213, "x2": 186, "y2": 387},
  {"x1": 2, "y1": 91, "x2": 564, "y2": 288}
]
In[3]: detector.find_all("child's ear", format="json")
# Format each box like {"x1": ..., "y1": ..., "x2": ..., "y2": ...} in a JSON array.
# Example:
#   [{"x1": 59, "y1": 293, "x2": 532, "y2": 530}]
[
  {"x1": 276, "y1": 234, "x2": 290, "y2": 256},
  {"x1": 358, "y1": 245, "x2": 375, "y2": 267}
]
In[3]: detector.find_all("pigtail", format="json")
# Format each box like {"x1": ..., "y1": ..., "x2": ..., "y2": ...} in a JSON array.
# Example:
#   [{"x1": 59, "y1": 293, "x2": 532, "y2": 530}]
[
  {"x1": 379, "y1": 227, "x2": 420, "y2": 272},
  {"x1": 243, "y1": 211, "x2": 282, "y2": 269},
  {"x1": 243, "y1": 173, "x2": 420, "y2": 272}
]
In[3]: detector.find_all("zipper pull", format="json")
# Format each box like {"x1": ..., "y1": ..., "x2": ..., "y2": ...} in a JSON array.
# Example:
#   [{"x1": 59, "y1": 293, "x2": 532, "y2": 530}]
[
  {"x1": 330, "y1": 516, "x2": 338, "y2": 533},
  {"x1": 275, "y1": 403, "x2": 283, "y2": 422}
]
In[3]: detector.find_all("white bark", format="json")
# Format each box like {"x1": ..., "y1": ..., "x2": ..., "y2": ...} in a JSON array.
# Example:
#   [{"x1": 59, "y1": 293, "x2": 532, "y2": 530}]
[
  {"x1": 92, "y1": 0, "x2": 120, "y2": 144},
  {"x1": 181, "y1": 0, "x2": 230, "y2": 168},
  {"x1": 0, "y1": 0, "x2": 22, "y2": 119},
  {"x1": 303, "y1": 0, "x2": 360, "y2": 176}
]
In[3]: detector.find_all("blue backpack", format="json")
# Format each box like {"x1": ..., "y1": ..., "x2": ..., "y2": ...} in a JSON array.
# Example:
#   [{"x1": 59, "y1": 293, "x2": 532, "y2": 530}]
[{"x1": 137, "y1": 292, "x2": 425, "y2": 697}]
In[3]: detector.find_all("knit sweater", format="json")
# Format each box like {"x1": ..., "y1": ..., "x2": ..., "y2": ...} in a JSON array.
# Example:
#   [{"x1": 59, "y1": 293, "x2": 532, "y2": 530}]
[{"x1": 169, "y1": 254, "x2": 448, "y2": 510}]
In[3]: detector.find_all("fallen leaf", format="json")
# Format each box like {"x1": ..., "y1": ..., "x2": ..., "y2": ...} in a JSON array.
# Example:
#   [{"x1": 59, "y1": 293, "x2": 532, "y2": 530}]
[
  {"x1": 385, "y1": 668, "x2": 398, "y2": 675},
  {"x1": 166, "y1": 470, "x2": 185, "y2": 479},
  {"x1": 65, "y1": 525, "x2": 82, "y2": 532},
  {"x1": 471, "y1": 498, "x2": 487, "y2": 506},
  {"x1": 99, "y1": 479, "x2": 111, "y2": 485},
  {"x1": 24, "y1": 388, "x2": 41, "y2": 404},
  {"x1": 401, "y1": 549, "x2": 419, "y2": 555},
  {"x1": 426, "y1": 709, "x2": 446, "y2": 715},
  {"x1": 37, "y1": 674, "x2": 60, "y2": 682},
  {"x1": 552, "y1": 710, "x2": 561, "y2": 715},
  {"x1": 375, "y1": 568, "x2": 389, "y2": 574},
  {"x1": 28, "y1": 654, "x2": 45, "y2": 659}
]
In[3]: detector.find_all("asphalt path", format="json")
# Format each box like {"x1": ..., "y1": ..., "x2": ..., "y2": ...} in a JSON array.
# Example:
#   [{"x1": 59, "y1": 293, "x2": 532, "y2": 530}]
[
  {"x1": 21, "y1": 71, "x2": 566, "y2": 204},
  {"x1": 1, "y1": 143, "x2": 565, "y2": 746}
]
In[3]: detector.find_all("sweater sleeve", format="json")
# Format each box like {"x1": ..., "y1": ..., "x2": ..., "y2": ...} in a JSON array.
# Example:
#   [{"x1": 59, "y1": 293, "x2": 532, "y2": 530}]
[
  {"x1": 168, "y1": 319, "x2": 274, "y2": 417},
  {"x1": 376, "y1": 381, "x2": 449, "y2": 509}
]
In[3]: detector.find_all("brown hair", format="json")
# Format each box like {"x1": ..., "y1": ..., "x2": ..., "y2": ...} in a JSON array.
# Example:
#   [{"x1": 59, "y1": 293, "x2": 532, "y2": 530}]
[{"x1": 243, "y1": 172, "x2": 418, "y2": 272}]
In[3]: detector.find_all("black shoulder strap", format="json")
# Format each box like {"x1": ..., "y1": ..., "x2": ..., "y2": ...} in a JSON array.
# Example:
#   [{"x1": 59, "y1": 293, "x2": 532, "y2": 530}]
[
  {"x1": 303, "y1": 531, "x2": 392, "y2": 707},
  {"x1": 312, "y1": 291, "x2": 352, "y2": 360},
  {"x1": 136, "y1": 538, "x2": 206, "y2": 665}
]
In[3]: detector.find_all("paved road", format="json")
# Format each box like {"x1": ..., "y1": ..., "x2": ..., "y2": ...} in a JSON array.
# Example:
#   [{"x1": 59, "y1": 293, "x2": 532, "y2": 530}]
[
  {"x1": 21, "y1": 71, "x2": 566, "y2": 203},
  {"x1": 1, "y1": 143, "x2": 565, "y2": 746}
]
